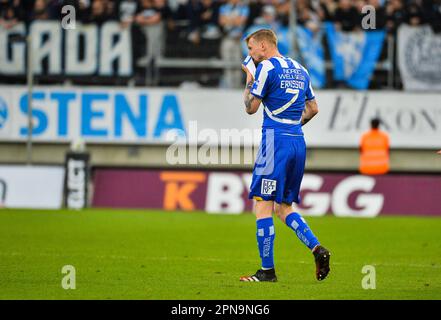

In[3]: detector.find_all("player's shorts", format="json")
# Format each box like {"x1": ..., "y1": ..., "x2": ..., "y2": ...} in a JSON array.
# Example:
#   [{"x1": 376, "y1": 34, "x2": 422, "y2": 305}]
[{"x1": 248, "y1": 130, "x2": 306, "y2": 204}]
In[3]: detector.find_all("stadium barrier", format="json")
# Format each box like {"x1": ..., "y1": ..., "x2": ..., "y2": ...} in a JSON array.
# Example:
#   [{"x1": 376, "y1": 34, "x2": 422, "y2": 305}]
[
  {"x1": 91, "y1": 168, "x2": 441, "y2": 217},
  {"x1": 0, "y1": 161, "x2": 439, "y2": 215}
]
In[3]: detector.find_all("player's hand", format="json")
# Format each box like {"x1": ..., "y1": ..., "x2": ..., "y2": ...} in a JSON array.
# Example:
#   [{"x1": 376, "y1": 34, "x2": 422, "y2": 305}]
[
  {"x1": 242, "y1": 64, "x2": 254, "y2": 82},
  {"x1": 241, "y1": 64, "x2": 251, "y2": 75},
  {"x1": 437, "y1": 150, "x2": 441, "y2": 155}
]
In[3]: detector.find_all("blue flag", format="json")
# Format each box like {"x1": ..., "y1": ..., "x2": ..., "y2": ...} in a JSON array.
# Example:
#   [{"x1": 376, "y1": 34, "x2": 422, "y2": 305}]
[
  {"x1": 325, "y1": 22, "x2": 385, "y2": 89},
  {"x1": 242, "y1": 24, "x2": 292, "y2": 58},
  {"x1": 296, "y1": 26, "x2": 326, "y2": 88}
]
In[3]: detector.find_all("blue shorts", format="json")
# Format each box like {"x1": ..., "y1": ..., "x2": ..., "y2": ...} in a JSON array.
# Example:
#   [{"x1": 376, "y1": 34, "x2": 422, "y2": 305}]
[{"x1": 249, "y1": 131, "x2": 306, "y2": 204}]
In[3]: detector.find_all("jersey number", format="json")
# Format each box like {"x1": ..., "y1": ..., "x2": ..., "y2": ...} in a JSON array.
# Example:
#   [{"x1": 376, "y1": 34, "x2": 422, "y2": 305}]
[{"x1": 272, "y1": 89, "x2": 299, "y2": 115}]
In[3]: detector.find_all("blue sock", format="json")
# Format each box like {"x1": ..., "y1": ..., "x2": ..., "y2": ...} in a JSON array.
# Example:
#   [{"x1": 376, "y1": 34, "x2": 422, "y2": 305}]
[
  {"x1": 256, "y1": 217, "x2": 275, "y2": 269},
  {"x1": 285, "y1": 212, "x2": 320, "y2": 251}
]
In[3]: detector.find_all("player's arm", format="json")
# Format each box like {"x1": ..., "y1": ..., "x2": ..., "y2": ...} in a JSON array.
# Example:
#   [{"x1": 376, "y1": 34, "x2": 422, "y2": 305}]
[
  {"x1": 301, "y1": 98, "x2": 318, "y2": 126},
  {"x1": 242, "y1": 67, "x2": 261, "y2": 115},
  {"x1": 301, "y1": 74, "x2": 318, "y2": 126}
]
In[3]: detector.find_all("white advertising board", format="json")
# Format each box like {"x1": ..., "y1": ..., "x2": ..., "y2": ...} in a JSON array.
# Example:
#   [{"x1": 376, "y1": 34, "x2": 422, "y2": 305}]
[
  {"x1": 0, "y1": 165, "x2": 64, "y2": 209},
  {"x1": 0, "y1": 86, "x2": 440, "y2": 148}
]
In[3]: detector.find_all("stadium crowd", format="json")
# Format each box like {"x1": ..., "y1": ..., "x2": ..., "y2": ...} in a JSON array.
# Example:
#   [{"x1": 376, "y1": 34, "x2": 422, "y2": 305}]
[
  {"x1": 1, "y1": 0, "x2": 440, "y2": 87},
  {"x1": 1, "y1": 0, "x2": 440, "y2": 34}
]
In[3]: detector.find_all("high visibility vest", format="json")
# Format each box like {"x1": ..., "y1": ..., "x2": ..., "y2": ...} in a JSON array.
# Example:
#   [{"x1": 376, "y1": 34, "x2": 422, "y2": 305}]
[{"x1": 359, "y1": 129, "x2": 390, "y2": 175}]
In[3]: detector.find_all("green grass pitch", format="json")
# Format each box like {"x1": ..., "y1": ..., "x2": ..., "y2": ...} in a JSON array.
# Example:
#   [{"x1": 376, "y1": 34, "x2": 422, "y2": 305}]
[{"x1": 0, "y1": 208, "x2": 440, "y2": 300}]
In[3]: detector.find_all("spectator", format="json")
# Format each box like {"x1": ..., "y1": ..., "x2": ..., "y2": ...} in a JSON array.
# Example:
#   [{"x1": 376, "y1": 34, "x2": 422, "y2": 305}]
[
  {"x1": 297, "y1": 0, "x2": 321, "y2": 33},
  {"x1": 243, "y1": 5, "x2": 291, "y2": 56},
  {"x1": 218, "y1": 0, "x2": 249, "y2": 88},
  {"x1": 73, "y1": 0, "x2": 112, "y2": 24},
  {"x1": 359, "y1": 118, "x2": 390, "y2": 175},
  {"x1": 423, "y1": 0, "x2": 441, "y2": 33},
  {"x1": 272, "y1": 0, "x2": 290, "y2": 27},
  {"x1": 89, "y1": 0, "x2": 113, "y2": 24},
  {"x1": 17, "y1": 0, "x2": 35, "y2": 22},
  {"x1": 386, "y1": 0, "x2": 406, "y2": 34},
  {"x1": 365, "y1": 0, "x2": 387, "y2": 30},
  {"x1": 186, "y1": 0, "x2": 203, "y2": 41},
  {"x1": 135, "y1": 0, "x2": 164, "y2": 67},
  {"x1": 135, "y1": 0, "x2": 162, "y2": 29},
  {"x1": 187, "y1": 0, "x2": 221, "y2": 44},
  {"x1": 333, "y1": 0, "x2": 360, "y2": 31},
  {"x1": 353, "y1": 0, "x2": 366, "y2": 13},
  {"x1": 59, "y1": 0, "x2": 92, "y2": 23},
  {"x1": 316, "y1": 0, "x2": 337, "y2": 22},
  {"x1": 0, "y1": 0, "x2": 20, "y2": 29},
  {"x1": 106, "y1": 0, "x2": 117, "y2": 19},
  {"x1": 256, "y1": 4, "x2": 280, "y2": 30},
  {"x1": 173, "y1": 0, "x2": 191, "y2": 22},
  {"x1": 245, "y1": 0, "x2": 265, "y2": 28},
  {"x1": 46, "y1": 0, "x2": 64, "y2": 20},
  {"x1": 406, "y1": 0, "x2": 424, "y2": 26},
  {"x1": 154, "y1": 0, "x2": 174, "y2": 31},
  {"x1": 200, "y1": 0, "x2": 221, "y2": 38},
  {"x1": 117, "y1": 0, "x2": 138, "y2": 28},
  {"x1": 30, "y1": 0, "x2": 50, "y2": 21}
]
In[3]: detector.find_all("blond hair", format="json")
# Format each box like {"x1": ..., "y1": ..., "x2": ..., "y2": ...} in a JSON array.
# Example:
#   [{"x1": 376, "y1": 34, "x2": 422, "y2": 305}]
[{"x1": 245, "y1": 29, "x2": 278, "y2": 47}]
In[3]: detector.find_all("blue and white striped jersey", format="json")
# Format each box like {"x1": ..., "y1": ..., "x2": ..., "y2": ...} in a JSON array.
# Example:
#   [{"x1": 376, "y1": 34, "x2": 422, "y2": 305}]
[{"x1": 250, "y1": 56, "x2": 315, "y2": 135}]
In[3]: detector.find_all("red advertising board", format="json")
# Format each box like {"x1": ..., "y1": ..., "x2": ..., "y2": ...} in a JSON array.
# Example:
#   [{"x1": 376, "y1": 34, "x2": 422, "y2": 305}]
[{"x1": 92, "y1": 169, "x2": 441, "y2": 217}]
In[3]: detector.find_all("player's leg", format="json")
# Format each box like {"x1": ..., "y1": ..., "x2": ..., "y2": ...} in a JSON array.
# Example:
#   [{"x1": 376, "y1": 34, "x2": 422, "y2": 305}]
[
  {"x1": 255, "y1": 200, "x2": 275, "y2": 270},
  {"x1": 277, "y1": 203, "x2": 331, "y2": 281},
  {"x1": 275, "y1": 202, "x2": 320, "y2": 251},
  {"x1": 274, "y1": 137, "x2": 319, "y2": 250},
  {"x1": 241, "y1": 129, "x2": 281, "y2": 282},
  {"x1": 261, "y1": 197, "x2": 331, "y2": 281},
  {"x1": 275, "y1": 136, "x2": 331, "y2": 280},
  {"x1": 275, "y1": 136, "x2": 320, "y2": 250},
  {"x1": 240, "y1": 200, "x2": 277, "y2": 282}
]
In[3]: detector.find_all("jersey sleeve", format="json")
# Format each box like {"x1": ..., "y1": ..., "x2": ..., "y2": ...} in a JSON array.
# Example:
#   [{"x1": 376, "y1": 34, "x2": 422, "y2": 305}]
[
  {"x1": 305, "y1": 72, "x2": 315, "y2": 101},
  {"x1": 250, "y1": 60, "x2": 274, "y2": 100}
]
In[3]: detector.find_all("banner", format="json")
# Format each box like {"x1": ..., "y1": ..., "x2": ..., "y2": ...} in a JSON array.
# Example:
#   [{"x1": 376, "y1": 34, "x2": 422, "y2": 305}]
[
  {"x1": 64, "y1": 151, "x2": 90, "y2": 209},
  {"x1": 296, "y1": 26, "x2": 326, "y2": 88},
  {"x1": 398, "y1": 24, "x2": 441, "y2": 91},
  {"x1": 0, "y1": 165, "x2": 64, "y2": 209},
  {"x1": 241, "y1": 25, "x2": 325, "y2": 88},
  {"x1": 92, "y1": 169, "x2": 441, "y2": 217},
  {"x1": 0, "y1": 21, "x2": 132, "y2": 77},
  {"x1": 325, "y1": 22, "x2": 386, "y2": 89},
  {"x1": 0, "y1": 86, "x2": 440, "y2": 148}
]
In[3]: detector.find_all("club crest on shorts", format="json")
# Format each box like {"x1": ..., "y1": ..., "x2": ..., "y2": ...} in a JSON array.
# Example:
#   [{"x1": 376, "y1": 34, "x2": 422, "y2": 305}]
[{"x1": 261, "y1": 179, "x2": 276, "y2": 195}]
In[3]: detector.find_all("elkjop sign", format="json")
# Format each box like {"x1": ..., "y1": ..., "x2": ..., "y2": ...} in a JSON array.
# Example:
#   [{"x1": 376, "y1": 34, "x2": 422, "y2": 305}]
[{"x1": 91, "y1": 169, "x2": 441, "y2": 217}]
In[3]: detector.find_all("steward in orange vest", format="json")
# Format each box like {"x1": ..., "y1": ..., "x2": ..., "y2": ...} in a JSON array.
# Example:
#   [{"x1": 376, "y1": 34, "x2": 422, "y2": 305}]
[{"x1": 359, "y1": 118, "x2": 390, "y2": 175}]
